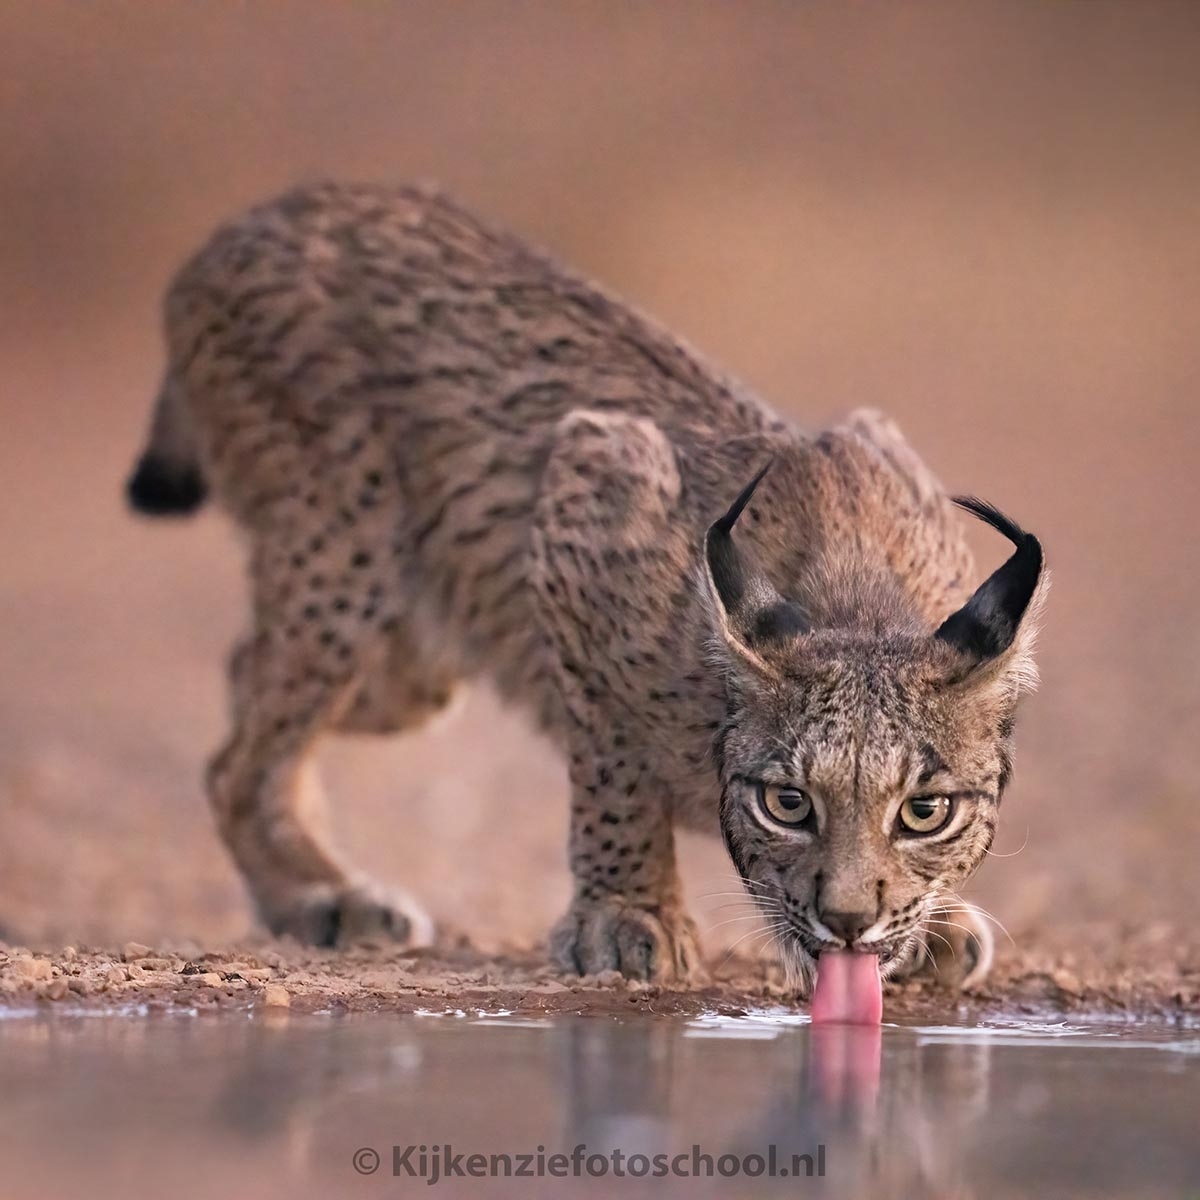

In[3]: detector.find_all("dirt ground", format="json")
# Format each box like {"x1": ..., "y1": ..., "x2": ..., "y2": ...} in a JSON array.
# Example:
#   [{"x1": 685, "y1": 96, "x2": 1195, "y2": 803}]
[
  {"x1": 2, "y1": 928, "x2": 1197, "y2": 1023},
  {"x1": 1, "y1": 4, "x2": 1198, "y2": 1019}
]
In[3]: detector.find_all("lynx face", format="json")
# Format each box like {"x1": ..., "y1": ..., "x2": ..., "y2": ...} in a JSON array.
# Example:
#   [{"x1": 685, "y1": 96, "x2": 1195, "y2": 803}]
[{"x1": 704, "y1": 470, "x2": 1045, "y2": 986}]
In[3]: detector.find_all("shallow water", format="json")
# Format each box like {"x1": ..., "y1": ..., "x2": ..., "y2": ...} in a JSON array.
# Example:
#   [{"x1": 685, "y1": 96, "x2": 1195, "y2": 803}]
[{"x1": 1, "y1": 1008, "x2": 1196, "y2": 1199}]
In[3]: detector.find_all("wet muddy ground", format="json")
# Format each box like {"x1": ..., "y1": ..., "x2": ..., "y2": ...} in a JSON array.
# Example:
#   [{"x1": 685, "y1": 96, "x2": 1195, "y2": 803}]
[{"x1": 2, "y1": 923, "x2": 1196, "y2": 1024}]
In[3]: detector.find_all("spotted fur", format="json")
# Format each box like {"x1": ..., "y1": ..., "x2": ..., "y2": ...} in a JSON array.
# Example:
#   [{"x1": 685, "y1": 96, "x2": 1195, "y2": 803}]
[{"x1": 127, "y1": 182, "x2": 1046, "y2": 986}]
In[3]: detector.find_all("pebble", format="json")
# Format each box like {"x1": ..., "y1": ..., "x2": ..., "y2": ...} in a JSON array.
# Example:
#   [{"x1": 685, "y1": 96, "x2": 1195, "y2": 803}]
[
  {"x1": 139, "y1": 958, "x2": 175, "y2": 972},
  {"x1": 1051, "y1": 968, "x2": 1083, "y2": 997},
  {"x1": 261, "y1": 984, "x2": 290, "y2": 1008},
  {"x1": 593, "y1": 969, "x2": 625, "y2": 988},
  {"x1": 193, "y1": 972, "x2": 224, "y2": 987},
  {"x1": 121, "y1": 942, "x2": 153, "y2": 962},
  {"x1": 104, "y1": 965, "x2": 128, "y2": 985},
  {"x1": 43, "y1": 977, "x2": 69, "y2": 1001},
  {"x1": 12, "y1": 957, "x2": 53, "y2": 982}
]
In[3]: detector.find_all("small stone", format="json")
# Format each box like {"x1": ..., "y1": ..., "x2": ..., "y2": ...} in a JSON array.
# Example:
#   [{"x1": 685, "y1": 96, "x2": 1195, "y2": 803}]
[
  {"x1": 105, "y1": 965, "x2": 128, "y2": 985},
  {"x1": 121, "y1": 942, "x2": 153, "y2": 962},
  {"x1": 139, "y1": 957, "x2": 174, "y2": 972},
  {"x1": 238, "y1": 967, "x2": 273, "y2": 982},
  {"x1": 12, "y1": 958, "x2": 53, "y2": 982},
  {"x1": 1051, "y1": 968, "x2": 1082, "y2": 997},
  {"x1": 43, "y1": 977, "x2": 69, "y2": 1001},
  {"x1": 261, "y1": 984, "x2": 290, "y2": 1008},
  {"x1": 193, "y1": 972, "x2": 224, "y2": 987},
  {"x1": 593, "y1": 969, "x2": 625, "y2": 988},
  {"x1": 126, "y1": 962, "x2": 146, "y2": 980},
  {"x1": 67, "y1": 977, "x2": 91, "y2": 995}
]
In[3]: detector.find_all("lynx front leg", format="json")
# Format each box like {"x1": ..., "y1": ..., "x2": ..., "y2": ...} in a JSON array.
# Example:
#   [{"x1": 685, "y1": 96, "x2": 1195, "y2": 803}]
[
  {"x1": 890, "y1": 902, "x2": 994, "y2": 991},
  {"x1": 534, "y1": 409, "x2": 708, "y2": 985},
  {"x1": 550, "y1": 757, "x2": 705, "y2": 985}
]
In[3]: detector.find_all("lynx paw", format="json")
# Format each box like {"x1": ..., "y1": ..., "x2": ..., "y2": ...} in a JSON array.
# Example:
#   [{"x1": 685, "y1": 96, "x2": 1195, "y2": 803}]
[
  {"x1": 264, "y1": 882, "x2": 435, "y2": 949},
  {"x1": 891, "y1": 902, "x2": 994, "y2": 991},
  {"x1": 550, "y1": 897, "x2": 707, "y2": 986}
]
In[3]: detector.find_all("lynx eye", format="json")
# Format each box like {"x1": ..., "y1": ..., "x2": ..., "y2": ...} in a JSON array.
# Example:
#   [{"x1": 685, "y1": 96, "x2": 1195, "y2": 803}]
[
  {"x1": 898, "y1": 794, "x2": 953, "y2": 835},
  {"x1": 759, "y1": 783, "x2": 813, "y2": 828}
]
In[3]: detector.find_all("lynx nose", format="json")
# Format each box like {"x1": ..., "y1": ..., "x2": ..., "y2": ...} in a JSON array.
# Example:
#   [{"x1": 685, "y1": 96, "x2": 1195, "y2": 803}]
[{"x1": 820, "y1": 909, "x2": 874, "y2": 945}]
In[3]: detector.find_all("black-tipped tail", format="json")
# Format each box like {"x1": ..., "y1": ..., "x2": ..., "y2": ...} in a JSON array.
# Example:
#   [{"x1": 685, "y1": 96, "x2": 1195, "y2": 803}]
[{"x1": 126, "y1": 454, "x2": 208, "y2": 516}]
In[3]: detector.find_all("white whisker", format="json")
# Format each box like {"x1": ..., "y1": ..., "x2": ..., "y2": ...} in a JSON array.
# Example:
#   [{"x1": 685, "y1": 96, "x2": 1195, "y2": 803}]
[
  {"x1": 716, "y1": 925, "x2": 776, "y2": 969},
  {"x1": 707, "y1": 913, "x2": 771, "y2": 933},
  {"x1": 984, "y1": 827, "x2": 1030, "y2": 858},
  {"x1": 949, "y1": 897, "x2": 1015, "y2": 946},
  {"x1": 923, "y1": 925, "x2": 956, "y2": 957}
]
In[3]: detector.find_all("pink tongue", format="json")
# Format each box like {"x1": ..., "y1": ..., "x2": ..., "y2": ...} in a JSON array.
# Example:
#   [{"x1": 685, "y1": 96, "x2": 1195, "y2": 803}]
[{"x1": 810, "y1": 951, "x2": 883, "y2": 1025}]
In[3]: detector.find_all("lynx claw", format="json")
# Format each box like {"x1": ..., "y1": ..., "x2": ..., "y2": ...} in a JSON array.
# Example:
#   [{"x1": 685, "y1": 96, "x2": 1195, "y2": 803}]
[{"x1": 550, "y1": 897, "x2": 708, "y2": 986}]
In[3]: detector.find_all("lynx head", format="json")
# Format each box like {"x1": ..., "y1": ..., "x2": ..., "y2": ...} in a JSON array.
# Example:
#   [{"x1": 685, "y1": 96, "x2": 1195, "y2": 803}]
[{"x1": 702, "y1": 464, "x2": 1046, "y2": 988}]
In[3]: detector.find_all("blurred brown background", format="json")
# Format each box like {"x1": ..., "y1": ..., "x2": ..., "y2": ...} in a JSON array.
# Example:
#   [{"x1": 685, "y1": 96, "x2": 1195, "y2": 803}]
[{"x1": 1, "y1": 1, "x2": 1197, "y2": 952}]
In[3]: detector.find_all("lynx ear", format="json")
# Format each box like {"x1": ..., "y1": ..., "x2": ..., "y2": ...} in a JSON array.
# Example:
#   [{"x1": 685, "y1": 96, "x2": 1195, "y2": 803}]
[
  {"x1": 703, "y1": 462, "x2": 808, "y2": 674},
  {"x1": 936, "y1": 497, "x2": 1045, "y2": 681}
]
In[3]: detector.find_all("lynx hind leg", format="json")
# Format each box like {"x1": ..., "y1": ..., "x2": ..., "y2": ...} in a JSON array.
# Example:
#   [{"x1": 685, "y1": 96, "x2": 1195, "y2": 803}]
[
  {"x1": 208, "y1": 532, "x2": 435, "y2": 949},
  {"x1": 334, "y1": 626, "x2": 460, "y2": 736},
  {"x1": 534, "y1": 411, "x2": 705, "y2": 985}
]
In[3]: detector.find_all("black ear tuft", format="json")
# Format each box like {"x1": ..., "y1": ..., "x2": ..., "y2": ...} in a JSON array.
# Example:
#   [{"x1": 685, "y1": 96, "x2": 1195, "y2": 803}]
[
  {"x1": 936, "y1": 496, "x2": 1044, "y2": 662},
  {"x1": 712, "y1": 458, "x2": 773, "y2": 535},
  {"x1": 951, "y1": 496, "x2": 1035, "y2": 553},
  {"x1": 704, "y1": 462, "x2": 808, "y2": 664},
  {"x1": 705, "y1": 459, "x2": 773, "y2": 614}
]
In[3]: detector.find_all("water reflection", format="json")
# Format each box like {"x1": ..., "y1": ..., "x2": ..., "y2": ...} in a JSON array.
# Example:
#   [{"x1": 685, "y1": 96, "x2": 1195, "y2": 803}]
[
  {"x1": 0, "y1": 1010, "x2": 1196, "y2": 1198},
  {"x1": 562, "y1": 1016, "x2": 986, "y2": 1196}
]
